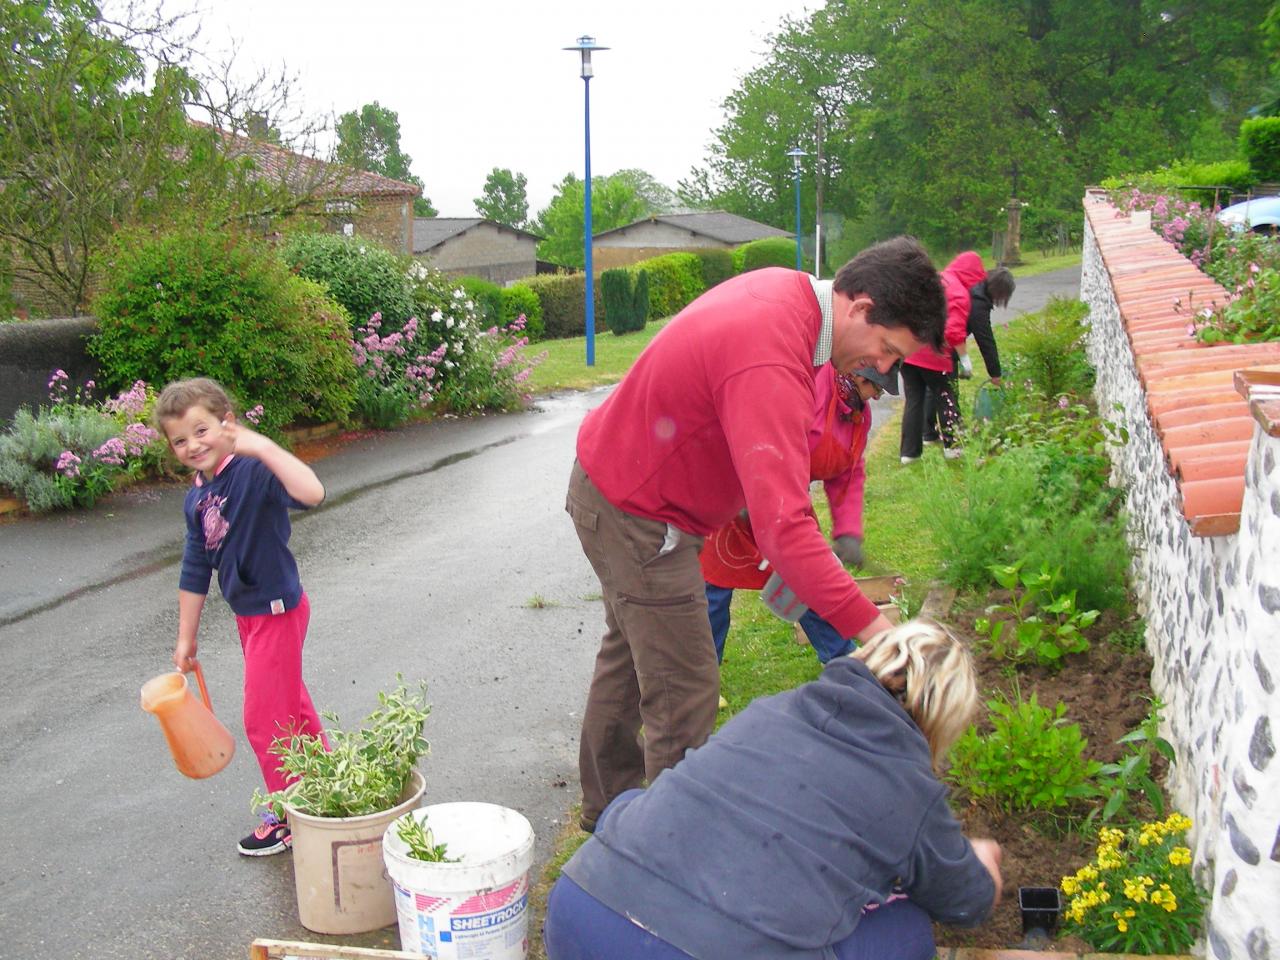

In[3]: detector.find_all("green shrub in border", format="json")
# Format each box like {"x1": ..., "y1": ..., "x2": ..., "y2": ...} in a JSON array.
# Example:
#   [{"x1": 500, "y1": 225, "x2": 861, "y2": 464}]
[
  {"x1": 693, "y1": 248, "x2": 735, "y2": 289},
  {"x1": 521, "y1": 273, "x2": 604, "y2": 340},
  {"x1": 278, "y1": 231, "x2": 417, "y2": 332},
  {"x1": 601, "y1": 268, "x2": 636, "y2": 335},
  {"x1": 631, "y1": 269, "x2": 650, "y2": 330},
  {"x1": 1240, "y1": 116, "x2": 1280, "y2": 183},
  {"x1": 631, "y1": 252, "x2": 703, "y2": 320},
  {"x1": 738, "y1": 236, "x2": 798, "y2": 273},
  {"x1": 499, "y1": 283, "x2": 543, "y2": 339},
  {"x1": 455, "y1": 276, "x2": 503, "y2": 325},
  {"x1": 90, "y1": 226, "x2": 358, "y2": 436}
]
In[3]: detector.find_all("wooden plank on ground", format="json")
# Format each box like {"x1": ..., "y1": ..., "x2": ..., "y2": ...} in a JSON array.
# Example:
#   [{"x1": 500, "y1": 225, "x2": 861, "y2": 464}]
[
  {"x1": 852, "y1": 574, "x2": 904, "y2": 604},
  {"x1": 249, "y1": 940, "x2": 421, "y2": 960},
  {"x1": 918, "y1": 584, "x2": 957, "y2": 621}
]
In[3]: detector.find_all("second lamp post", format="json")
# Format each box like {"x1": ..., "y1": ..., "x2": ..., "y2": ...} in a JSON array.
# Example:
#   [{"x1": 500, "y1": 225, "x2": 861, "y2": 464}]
[{"x1": 786, "y1": 147, "x2": 808, "y2": 272}]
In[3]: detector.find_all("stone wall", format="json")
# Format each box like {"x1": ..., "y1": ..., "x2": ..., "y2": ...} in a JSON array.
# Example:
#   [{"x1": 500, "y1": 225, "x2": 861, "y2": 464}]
[
  {"x1": 0, "y1": 317, "x2": 100, "y2": 424},
  {"x1": 1081, "y1": 210, "x2": 1280, "y2": 959},
  {"x1": 351, "y1": 196, "x2": 413, "y2": 254},
  {"x1": 418, "y1": 223, "x2": 537, "y2": 286}
]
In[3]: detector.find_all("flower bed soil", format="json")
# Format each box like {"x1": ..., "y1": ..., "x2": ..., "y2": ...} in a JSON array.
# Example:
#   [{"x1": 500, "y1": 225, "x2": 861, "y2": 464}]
[{"x1": 936, "y1": 604, "x2": 1161, "y2": 952}]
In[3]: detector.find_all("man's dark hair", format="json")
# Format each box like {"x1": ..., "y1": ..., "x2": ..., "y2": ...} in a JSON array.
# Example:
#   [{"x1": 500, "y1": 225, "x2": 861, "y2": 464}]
[
  {"x1": 832, "y1": 236, "x2": 946, "y2": 353},
  {"x1": 985, "y1": 267, "x2": 1016, "y2": 308}
]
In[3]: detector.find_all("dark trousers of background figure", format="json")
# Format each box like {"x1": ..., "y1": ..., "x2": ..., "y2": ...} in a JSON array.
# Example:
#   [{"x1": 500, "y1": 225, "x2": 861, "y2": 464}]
[
  {"x1": 900, "y1": 364, "x2": 960, "y2": 459},
  {"x1": 705, "y1": 583, "x2": 853, "y2": 664},
  {"x1": 922, "y1": 366, "x2": 962, "y2": 444},
  {"x1": 565, "y1": 461, "x2": 720, "y2": 831}
]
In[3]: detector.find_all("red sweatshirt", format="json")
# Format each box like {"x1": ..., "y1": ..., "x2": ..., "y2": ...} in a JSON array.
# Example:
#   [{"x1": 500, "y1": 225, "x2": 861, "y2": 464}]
[
  {"x1": 903, "y1": 251, "x2": 986, "y2": 373},
  {"x1": 577, "y1": 268, "x2": 880, "y2": 637}
]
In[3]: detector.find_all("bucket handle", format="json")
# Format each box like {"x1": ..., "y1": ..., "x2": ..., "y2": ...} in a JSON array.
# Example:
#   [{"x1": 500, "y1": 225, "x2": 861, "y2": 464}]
[{"x1": 189, "y1": 661, "x2": 214, "y2": 712}]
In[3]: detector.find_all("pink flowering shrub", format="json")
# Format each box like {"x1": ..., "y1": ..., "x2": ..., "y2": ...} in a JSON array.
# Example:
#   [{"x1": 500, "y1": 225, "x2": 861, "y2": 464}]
[
  {"x1": 1110, "y1": 186, "x2": 1280, "y2": 344},
  {"x1": 349, "y1": 312, "x2": 449, "y2": 428},
  {"x1": 0, "y1": 374, "x2": 167, "y2": 511}
]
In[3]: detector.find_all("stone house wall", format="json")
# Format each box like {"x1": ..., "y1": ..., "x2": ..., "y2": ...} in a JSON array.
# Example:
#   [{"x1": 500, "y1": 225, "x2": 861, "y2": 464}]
[
  {"x1": 1081, "y1": 210, "x2": 1279, "y2": 960},
  {"x1": 416, "y1": 223, "x2": 537, "y2": 286},
  {"x1": 592, "y1": 220, "x2": 728, "y2": 273},
  {"x1": 346, "y1": 196, "x2": 414, "y2": 254}
]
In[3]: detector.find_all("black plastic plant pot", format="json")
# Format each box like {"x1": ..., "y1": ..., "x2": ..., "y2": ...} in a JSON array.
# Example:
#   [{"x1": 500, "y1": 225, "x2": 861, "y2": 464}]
[{"x1": 1018, "y1": 886, "x2": 1062, "y2": 938}]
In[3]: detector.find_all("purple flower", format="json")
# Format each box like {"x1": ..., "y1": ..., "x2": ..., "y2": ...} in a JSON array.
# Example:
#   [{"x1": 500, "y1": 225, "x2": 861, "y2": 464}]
[{"x1": 55, "y1": 450, "x2": 81, "y2": 477}]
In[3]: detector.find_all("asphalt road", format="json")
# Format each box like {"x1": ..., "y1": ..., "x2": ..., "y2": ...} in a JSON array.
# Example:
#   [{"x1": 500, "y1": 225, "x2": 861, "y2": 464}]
[{"x1": 0, "y1": 263, "x2": 1079, "y2": 960}]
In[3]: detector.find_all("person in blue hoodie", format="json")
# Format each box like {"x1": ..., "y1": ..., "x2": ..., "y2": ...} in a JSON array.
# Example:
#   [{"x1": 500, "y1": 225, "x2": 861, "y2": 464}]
[{"x1": 544, "y1": 620, "x2": 1002, "y2": 960}]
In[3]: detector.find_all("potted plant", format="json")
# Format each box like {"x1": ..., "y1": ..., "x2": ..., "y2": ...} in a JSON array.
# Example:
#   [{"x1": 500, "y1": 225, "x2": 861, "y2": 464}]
[{"x1": 252, "y1": 676, "x2": 431, "y2": 935}]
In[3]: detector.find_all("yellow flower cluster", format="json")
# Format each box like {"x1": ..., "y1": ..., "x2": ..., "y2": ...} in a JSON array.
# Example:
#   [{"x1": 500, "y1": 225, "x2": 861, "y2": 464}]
[
  {"x1": 1150, "y1": 884, "x2": 1179, "y2": 912},
  {"x1": 1168, "y1": 845, "x2": 1192, "y2": 866},
  {"x1": 1138, "y1": 813, "x2": 1192, "y2": 846},
  {"x1": 1112, "y1": 907, "x2": 1137, "y2": 932},
  {"x1": 1060, "y1": 814, "x2": 1195, "y2": 925},
  {"x1": 1123, "y1": 875, "x2": 1155, "y2": 902}
]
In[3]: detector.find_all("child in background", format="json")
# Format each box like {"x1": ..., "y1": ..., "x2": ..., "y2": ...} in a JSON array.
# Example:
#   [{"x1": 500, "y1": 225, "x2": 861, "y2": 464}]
[{"x1": 155, "y1": 378, "x2": 327, "y2": 857}]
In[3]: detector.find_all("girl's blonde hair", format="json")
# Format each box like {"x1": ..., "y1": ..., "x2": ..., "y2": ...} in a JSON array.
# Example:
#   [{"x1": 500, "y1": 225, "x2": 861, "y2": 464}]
[
  {"x1": 153, "y1": 378, "x2": 234, "y2": 428},
  {"x1": 852, "y1": 619, "x2": 978, "y2": 764}
]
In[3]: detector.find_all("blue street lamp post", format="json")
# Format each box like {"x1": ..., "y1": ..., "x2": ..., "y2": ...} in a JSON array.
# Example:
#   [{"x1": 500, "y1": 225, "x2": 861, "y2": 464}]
[
  {"x1": 565, "y1": 35, "x2": 608, "y2": 367},
  {"x1": 787, "y1": 147, "x2": 807, "y2": 271}
]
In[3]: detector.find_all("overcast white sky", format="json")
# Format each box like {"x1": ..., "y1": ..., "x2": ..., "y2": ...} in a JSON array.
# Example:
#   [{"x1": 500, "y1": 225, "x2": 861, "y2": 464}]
[{"x1": 187, "y1": 1, "x2": 814, "y2": 218}]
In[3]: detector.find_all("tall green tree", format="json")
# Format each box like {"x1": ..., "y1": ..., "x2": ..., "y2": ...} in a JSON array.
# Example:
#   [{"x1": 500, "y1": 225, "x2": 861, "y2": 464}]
[
  {"x1": 533, "y1": 173, "x2": 650, "y2": 269},
  {"x1": 335, "y1": 102, "x2": 436, "y2": 217},
  {"x1": 473, "y1": 168, "x2": 529, "y2": 228}
]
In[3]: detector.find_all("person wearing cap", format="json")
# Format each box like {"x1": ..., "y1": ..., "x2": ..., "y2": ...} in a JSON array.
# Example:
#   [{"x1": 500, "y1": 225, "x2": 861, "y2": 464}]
[
  {"x1": 700, "y1": 362, "x2": 899, "y2": 665},
  {"x1": 567, "y1": 237, "x2": 946, "y2": 833}
]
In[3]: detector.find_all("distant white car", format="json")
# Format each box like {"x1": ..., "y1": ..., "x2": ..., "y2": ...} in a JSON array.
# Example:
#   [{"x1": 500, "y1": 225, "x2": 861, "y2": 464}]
[{"x1": 1217, "y1": 196, "x2": 1280, "y2": 235}]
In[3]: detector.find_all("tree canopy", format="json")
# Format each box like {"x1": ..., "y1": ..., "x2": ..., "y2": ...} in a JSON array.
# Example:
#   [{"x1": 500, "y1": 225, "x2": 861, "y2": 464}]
[
  {"x1": 687, "y1": 0, "x2": 1274, "y2": 254},
  {"x1": 474, "y1": 168, "x2": 530, "y2": 228},
  {"x1": 335, "y1": 102, "x2": 436, "y2": 217},
  {"x1": 533, "y1": 172, "x2": 653, "y2": 269}
]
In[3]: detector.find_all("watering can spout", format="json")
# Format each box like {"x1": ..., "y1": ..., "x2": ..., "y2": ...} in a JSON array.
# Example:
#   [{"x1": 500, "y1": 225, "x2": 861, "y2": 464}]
[{"x1": 140, "y1": 662, "x2": 235, "y2": 779}]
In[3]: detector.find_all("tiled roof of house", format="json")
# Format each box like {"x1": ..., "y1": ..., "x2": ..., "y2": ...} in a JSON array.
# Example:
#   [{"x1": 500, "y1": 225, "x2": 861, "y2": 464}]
[
  {"x1": 593, "y1": 211, "x2": 790, "y2": 244},
  {"x1": 194, "y1": 122, "x2": 421, "y2": 198},
  {"x1": 411, "y1": 217, "x2": 542, "y2": 254},
  {"x1": 1084, "y1": 189, "x2": 1280, "y2": 536}
]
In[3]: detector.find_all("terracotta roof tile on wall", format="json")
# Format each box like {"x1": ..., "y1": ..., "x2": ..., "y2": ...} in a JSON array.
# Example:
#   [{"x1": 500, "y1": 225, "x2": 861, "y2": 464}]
[{"x1": 1083, "y1": 192, "x2": 1280, "y2": 536}]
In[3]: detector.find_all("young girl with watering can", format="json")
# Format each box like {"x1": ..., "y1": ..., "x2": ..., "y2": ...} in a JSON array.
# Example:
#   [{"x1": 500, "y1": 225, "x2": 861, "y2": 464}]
[{"x1": 155, "y1": 378, "x2": 327, "y2": 857}]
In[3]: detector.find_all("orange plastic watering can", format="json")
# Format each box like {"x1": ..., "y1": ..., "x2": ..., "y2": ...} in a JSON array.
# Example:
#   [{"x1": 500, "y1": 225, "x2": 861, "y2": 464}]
[{"x1": 140, "y1": 662, "x2": 235, "y2": 779}]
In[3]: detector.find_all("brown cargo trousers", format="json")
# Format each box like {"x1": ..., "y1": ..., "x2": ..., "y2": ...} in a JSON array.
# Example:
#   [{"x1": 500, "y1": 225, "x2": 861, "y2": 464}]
[{"x1": 566, "y1": 460, "x2": 720, "y2": 830}]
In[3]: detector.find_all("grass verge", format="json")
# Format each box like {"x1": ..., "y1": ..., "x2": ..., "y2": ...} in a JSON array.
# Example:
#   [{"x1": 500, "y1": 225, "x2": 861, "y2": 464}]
[{"x1": 527, "y1": 319, "x2": 671, "y2": 394}]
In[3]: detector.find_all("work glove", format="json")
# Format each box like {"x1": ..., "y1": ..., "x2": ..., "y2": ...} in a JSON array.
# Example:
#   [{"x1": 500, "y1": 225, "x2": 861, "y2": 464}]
[
  {"x1": 832, "y1": 535, "x2": 864, "y2": 568},
  {"x1": 958, "y1": 353, "x2": 974, "y2": 379}
]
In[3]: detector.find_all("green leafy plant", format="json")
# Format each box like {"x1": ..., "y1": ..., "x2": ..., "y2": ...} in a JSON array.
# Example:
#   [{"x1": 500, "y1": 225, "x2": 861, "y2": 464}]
[
  {"x1": 1062, "y1": 814, "x2": 1203, "y2": 955},
  {"x1": 279, "y1": 231, "x2": 418, "y2": 332},
  {"x1": 90, "y1": 226, "x2": 358, "y2": 436},
  {"x1": 499, "y1": 283, "x2": 543, "y2": 339},
  {"x1": 948, "y1": 689, "x2": 1101, "y2": 814},
  {"x1": 397, "y1": 814, "x2": 458, "y2": 863},
  {"x1": 253, "y1": 677, "x2": 431, "y2": 820},
  {"x1": 1094, "y1": 698, "x2": 1176, "y2": 823},
  {"x1": 974, "y1": 562, "x2": 1099, "y2": 667}
]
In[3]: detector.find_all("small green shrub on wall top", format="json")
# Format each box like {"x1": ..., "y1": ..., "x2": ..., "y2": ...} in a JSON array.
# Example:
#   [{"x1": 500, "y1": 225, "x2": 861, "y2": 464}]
[
  {"x1": 499, "y1": 284, "x2": 543, "y2": 339},
  {"x1": 278, "y1": 231, "x2": 417, "y2": 332},
  {"x1": 737, "y1": 236, "x2": 799, "y2": 273},
  {"x1": 1240, "y1": 116, "x2": 1280, "y2": 183},
  {"x1": 631, "y1": 252, "x2": 702, "y2": 320},
  {"x1": 90, "y1": 226, "x2": 358, "y2": 435}
]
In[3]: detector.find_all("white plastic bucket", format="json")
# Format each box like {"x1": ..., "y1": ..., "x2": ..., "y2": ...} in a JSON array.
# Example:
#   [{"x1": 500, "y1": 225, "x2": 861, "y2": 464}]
[{"x1": 383, "y1": 802, "x2": 535, "y2": 960}]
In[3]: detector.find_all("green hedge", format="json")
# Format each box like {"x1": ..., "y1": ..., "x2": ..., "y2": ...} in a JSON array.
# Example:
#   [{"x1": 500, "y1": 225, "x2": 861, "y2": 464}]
[
  {"x1": 1240, "y1": 117, "x2": 1280, "y2": 183},
  {"x1": 629, "y1": 252, "x2": 703, "y2": 320},
  {"x1": 278, "y1": 231, "x2": 416, "y2": 331},
  {"x1": 601, "y1": 268, "x2": 649, "y2": 335},
  {"x1": 521, "y1": 273, "x2": 604, "y2": 339},
  {"x1": 499, "y1": 283, "x2": 544, "y2": 339},
  {"x1": 737, "y1": 236, "x2": 798, "y2": 273},
  {"x1": 456, "y1": 275, "x2": 503, "y2": 325},
  {"x1": 90, "y1": 226, "x2": 357, "y2": 435},
  {"x1": 694, "y1": 248, "x2": 735, "y2": 290}
]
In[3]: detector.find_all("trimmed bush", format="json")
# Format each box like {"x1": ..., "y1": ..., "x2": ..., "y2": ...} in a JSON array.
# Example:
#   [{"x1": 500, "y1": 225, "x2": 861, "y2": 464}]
[
  {"x1": 601, "y1": 269, "x2": 634, "y2": 335},
  {"x1": 738, "y1": 236, "x2": 797, "y2": 273},
  {"x1": 522, "y1": 273, "x2": 599, "y2": 339},
  {"x1": 279, "y1": 231, "x2": 417, "y2": 332},
  {"x1": 694, "y1": 248, "x2": 735, "y2": 290},
  {"x1": 632, "y1": 270, "x2": 650, "y2": 331},
  {"x1": 631, "y1": 252, "x2": 703, "y2": 319},
  {"x1": 90, "y1": 226, "x2": 358, "y2": 435},
  {"x1": 499, "y1": 283, "x2": 543, "y2": 339},
  {"x1": 1240, "y1": 116, "x2": 1280, "y2": 183},
  {"x1": 455, "y1": 275, "x2": 503, "y2": 325}
]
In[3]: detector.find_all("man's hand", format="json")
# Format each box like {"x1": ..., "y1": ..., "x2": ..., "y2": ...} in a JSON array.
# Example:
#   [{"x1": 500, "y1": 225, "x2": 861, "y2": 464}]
[
  {"x1": 833, "y1": 535, "x2": 864, "y2": 568},
  {"x1": 970, "y1": 838, "x2": 1004, "y2": 907},
  {"x1": 958, "y1": 353, "x2": 974, "y2": 379}
]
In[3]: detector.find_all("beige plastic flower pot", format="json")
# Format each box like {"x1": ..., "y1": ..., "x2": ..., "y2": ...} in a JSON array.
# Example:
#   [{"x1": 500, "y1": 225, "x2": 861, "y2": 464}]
[{"x1": 285, "y1": 769, "x2": 426, "y2": 935}]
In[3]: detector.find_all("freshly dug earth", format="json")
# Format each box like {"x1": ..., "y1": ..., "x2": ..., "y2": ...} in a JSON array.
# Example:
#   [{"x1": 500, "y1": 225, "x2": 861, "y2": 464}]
[{"x1": 936, "y1": 604, "x2": 1160, "y2": 952}]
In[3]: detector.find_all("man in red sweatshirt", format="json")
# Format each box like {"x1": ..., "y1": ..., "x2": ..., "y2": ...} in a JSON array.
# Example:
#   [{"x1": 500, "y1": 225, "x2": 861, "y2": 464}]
[{"x1": 566, "y1": 236, "x2": 946, "y2": 831}]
